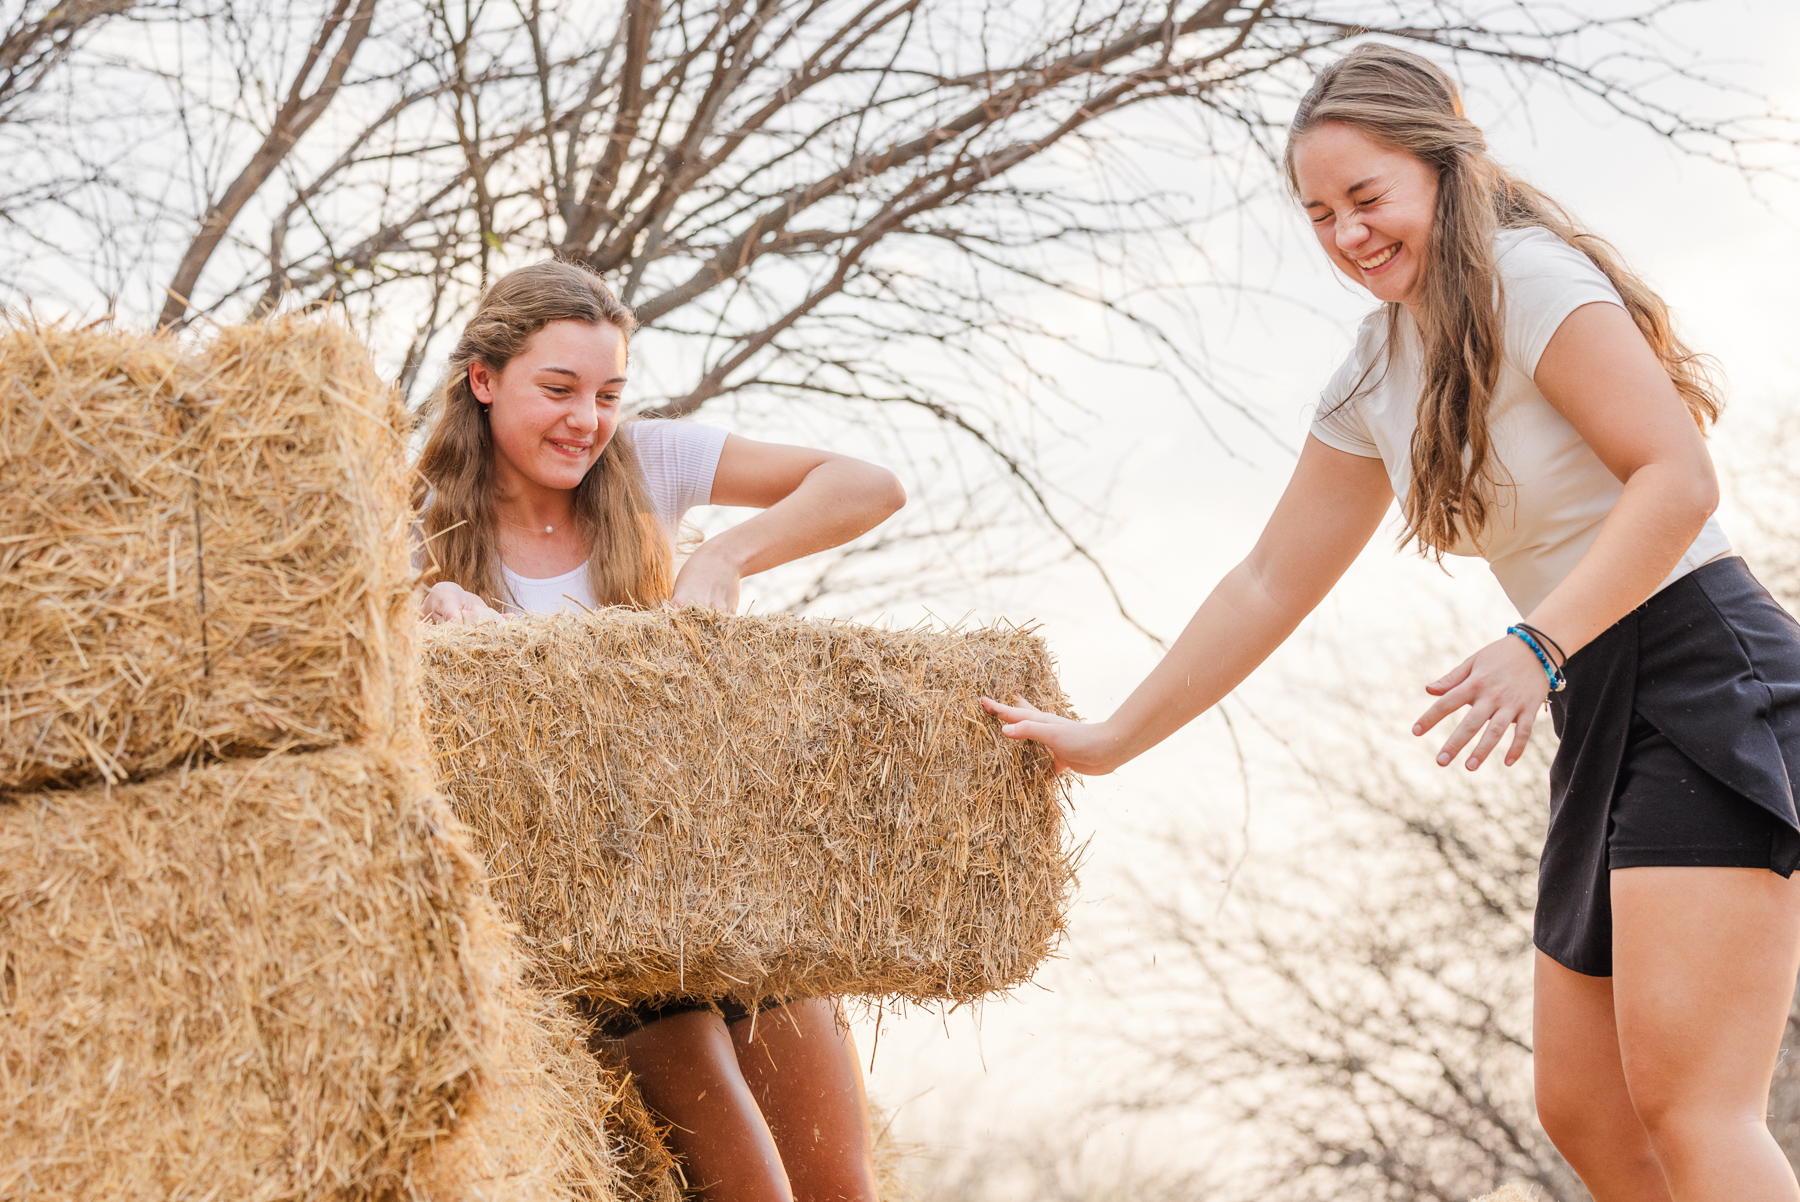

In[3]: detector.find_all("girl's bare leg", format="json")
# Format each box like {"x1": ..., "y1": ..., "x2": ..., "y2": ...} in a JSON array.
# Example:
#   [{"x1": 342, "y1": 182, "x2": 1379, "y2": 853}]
[
  {"x1": 1535, "y1": 951, "x2": 1672, "y2": 1200},
  {"x1": 621, "y1": 1010, "x2": 793, "y2": 1202},
  {"x1": 1612, "y1": 866, "x2": 1800, "y2": 1202},
  {"x1": 732, "y1": 999, "x2": 880, "y2": 1202}
]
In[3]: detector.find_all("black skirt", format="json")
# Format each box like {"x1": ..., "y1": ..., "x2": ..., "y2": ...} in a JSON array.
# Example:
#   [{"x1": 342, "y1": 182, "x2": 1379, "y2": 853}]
[
  {"x1": 1537, "y1": 556, "x2": 1800, "y2": 977},
  {"x1": 589, "y1": 994, "x2": 791, "y2": 1040}
]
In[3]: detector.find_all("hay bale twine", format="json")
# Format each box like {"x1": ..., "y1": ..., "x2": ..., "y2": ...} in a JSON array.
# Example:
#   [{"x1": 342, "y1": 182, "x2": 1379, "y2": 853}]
[
  {"x1": 421, "y1": 608, "x2": 1076, "y2": 1010},
  {"x1": 0, "y1": 319, "x2": 416, "y2": 791},
  {"x1": 0, "y1": 746, "x2": 488, "y2": 1199}
]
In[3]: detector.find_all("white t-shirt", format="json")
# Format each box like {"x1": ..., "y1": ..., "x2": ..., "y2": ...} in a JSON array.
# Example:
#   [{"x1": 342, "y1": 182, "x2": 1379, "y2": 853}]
[
  {"x1": 501, "y1": 419, "x2": 728, "y2": 615},
  {"x1": 1309, "y1": 226, "x2": 1729, "y2": 615}
]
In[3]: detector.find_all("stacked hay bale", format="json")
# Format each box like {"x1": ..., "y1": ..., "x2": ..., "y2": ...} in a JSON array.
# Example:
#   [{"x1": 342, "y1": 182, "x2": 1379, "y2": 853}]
[
  {"x1": 420, "y1": 609, "x2": 1075, "y2": 1016},
  {"x1": 0, "y1": 323, "x2": 621, "y2": 1200},
  {"x1": 0, "y1": 324, "x2": 417, "y2": 790}
]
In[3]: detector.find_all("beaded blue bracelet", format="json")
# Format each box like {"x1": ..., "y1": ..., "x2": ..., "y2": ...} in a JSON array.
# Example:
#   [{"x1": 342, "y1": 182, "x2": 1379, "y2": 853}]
[{"x1": 1507, "y1": 625, "x2": 1566, "y2": 693}]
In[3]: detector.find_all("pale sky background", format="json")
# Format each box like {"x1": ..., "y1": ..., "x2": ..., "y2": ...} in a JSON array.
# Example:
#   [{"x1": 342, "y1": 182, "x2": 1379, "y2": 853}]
[{"x1": 683, "y1": 2, "x2": 1800, "y2": 1189}]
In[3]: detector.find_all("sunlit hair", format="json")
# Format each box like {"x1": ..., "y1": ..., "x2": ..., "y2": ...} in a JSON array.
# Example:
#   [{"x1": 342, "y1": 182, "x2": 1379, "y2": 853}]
[
  {"x1": 414, "y1": 260, "x2": 673, "y2": 608},
  {"x1": 1285, "y1": 43, "x2": 1720, "y2": 557}
]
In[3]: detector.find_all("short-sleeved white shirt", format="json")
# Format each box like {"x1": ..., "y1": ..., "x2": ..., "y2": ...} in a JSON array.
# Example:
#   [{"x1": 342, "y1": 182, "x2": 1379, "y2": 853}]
[
  {"x1": 1309, "y1": 226, "x2": 1729, "y2": 615},
  {"x1": 501, "y1": 419, "x2": 728, "y2": 614}
]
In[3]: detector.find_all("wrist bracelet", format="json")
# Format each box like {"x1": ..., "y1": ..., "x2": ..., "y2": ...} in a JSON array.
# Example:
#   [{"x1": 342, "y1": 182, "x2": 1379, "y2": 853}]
[
  {"x1": 1514, "y1": 621, "x2": 1568, "y2": 669},
  {"x1": 1507, "y1": 625, "x2": 1566, "y2": 693}
]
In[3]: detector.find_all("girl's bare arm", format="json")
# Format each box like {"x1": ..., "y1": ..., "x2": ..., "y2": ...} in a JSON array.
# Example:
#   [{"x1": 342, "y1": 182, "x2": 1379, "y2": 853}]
[
  {"x1": 986, "y1": 437, "x2": 1393, "y2": 774},
  {"x1": 672, "y1": 434, "x2": 906, "y2": 611}
]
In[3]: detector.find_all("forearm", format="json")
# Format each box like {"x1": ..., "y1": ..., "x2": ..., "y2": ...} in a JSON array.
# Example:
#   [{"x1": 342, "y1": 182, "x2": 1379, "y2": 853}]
[
  {"x1": 1100, "y1": 560, "x2": 1313, "y2": 766},
  {"x1": 1524, "y1": 463, "x2": 1716, "y2": 657},
  {"x1": 695, "y1": 459, "x2": 902, "y2": 578}
]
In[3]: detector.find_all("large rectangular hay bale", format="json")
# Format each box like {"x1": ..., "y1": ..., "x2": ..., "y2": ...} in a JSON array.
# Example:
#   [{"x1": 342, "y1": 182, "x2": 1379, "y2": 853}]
[
  {"x1": 0, "y1": 319, "x2": 416, "y2": 791},
  {"x1": 0, "y1": 745, "x2": 488, "y2": 1200},
  {"x1": 420, "y1": 609, "x2": 1075, "y2": 1009}
]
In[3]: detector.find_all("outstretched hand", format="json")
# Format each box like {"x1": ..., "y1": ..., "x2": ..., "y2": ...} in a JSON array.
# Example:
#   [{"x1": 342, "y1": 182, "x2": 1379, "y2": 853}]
[
  {"x1": 980, "y1": 695, "x2": 1122, "y2": 777},
  {"x1": 1414, "y1": 634, "x2": 1553, "y2": 770}
]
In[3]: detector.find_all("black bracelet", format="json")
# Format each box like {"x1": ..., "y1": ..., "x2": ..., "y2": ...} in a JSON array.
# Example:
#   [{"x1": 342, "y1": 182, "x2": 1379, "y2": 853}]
[{"x1": 1514, "y1": 622, "x2": 1568, "y2": 669}]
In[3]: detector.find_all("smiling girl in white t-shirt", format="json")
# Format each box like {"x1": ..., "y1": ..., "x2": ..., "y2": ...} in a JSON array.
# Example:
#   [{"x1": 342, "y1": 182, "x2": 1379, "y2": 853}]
[
  {"x1": 416, "y1": 259, "x2": 904, "y2": 1202},
  {"x1": 988, "y1": 45, "x2": 1800, "y2": 1202}
]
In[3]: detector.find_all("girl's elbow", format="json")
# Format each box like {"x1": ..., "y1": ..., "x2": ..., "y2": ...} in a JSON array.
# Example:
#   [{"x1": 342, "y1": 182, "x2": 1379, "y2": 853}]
[
  {"x1": 870, "y1": 467, "x2": 906, "y2": 516},
  {"x1": 1697, "y1": 472, "x2": 1721, "y2": 520},
  {"x1": 1683, "y1": 462, "x2": 1720, "y2": 523}
]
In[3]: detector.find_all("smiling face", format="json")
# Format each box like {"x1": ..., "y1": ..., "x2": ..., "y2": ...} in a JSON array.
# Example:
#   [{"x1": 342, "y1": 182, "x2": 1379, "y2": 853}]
[
  {"x1": 469, "y1": 318, "x2": 627, "y2": 497},
  {"x1": 1291, "y1": 121, "x2": 1440, "y2": 312}
]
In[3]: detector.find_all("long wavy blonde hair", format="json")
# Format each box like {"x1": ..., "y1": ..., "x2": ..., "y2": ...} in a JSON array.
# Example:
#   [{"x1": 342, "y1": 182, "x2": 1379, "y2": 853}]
[
  {"x1": 414, "y1": 260, "x2": 673, "y2": 608},
  {"x1": 1286, "y1": 44, "x2": 1720, "y2": 556}
]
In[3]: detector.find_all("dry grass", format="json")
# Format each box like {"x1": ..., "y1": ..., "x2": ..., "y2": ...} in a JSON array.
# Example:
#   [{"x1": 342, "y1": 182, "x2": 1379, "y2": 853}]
[
  {"x1": 584, "y1": 1042, "x2": 684, "y2": 1202},
  {"x1": 187, "y1": 321, "x2": 418, "y2": 765},
  {"x1": 0, "y1": 328, "x2": 199, "y2": 789},
  {"x1": 0, "y1": 746, "x2": 488, "y2": 1199},
  {"x1": 0, "y1": 318, "x2": 416, "y2": 791},
  {"x1": 404, "y1": 905, "x2": 629, "y2": 1202},
  {"x1": 4, "y1": 318, "x2": 1058, "y2": 1199},
  {"x1": 420, "y1": 607, "x2": 1076, "y2": 1012}
]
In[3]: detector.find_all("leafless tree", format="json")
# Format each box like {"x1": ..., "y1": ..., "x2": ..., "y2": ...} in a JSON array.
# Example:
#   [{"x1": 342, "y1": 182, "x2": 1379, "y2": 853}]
[{"x1": 2, "y1": 0, "x2": 1783, "y2": 612}]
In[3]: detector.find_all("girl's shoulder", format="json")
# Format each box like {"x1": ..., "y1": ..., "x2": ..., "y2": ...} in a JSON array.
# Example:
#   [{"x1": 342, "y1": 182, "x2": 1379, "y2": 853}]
[
  {"x1": 1494, "y1": 225, "x2": 1614, "y2": 287},
  {"x1": 619, "y1": 416, "x2": 729, "y2": 459},
  {"x1": 617, "y1": 417, "x2": 730, "y2": 531},
  {"x1": 1493, "y1": 226, "x2": 1625, "y2": 375}
]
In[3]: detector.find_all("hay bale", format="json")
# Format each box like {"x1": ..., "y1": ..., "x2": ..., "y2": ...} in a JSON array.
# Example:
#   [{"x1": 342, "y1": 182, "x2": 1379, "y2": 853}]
[
  {"x1": 0, "y1": 319, "x2": 415, "y2": 791},
  {"x1": 190, "y1": 321, "x2": 417, "y2": 763},
  {"x1": 405, "y1": 906, "x2": 628, "y2": 1202},
  {"x1": 584, "y1": 1043, "x2": 684, "y2": 1202},
  {"x1": 420, "y1": 608, "x2": 1074, "y2": 1009},
  {"x1": 0, "y1": 745, "x2": 488, "y2": 1200}
]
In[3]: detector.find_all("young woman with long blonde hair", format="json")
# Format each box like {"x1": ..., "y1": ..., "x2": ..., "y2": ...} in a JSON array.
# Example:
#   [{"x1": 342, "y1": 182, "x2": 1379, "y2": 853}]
[
  {"x1": 987, "y1": 45, "x2": 1800, "y2": 1201},
  {"x1": 417, "y1": 259, "x2": 905, "y2": 1202}
]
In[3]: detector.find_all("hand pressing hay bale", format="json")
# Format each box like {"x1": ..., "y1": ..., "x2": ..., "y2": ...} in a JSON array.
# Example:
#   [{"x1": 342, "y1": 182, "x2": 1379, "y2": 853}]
[
  {"x1": 0, "y1": 318, "x2": 417, "y2": 791},
  {"x1": 420, "y1": 608, "x2": 1076, "y2": 1010},
  {"x1": 0, "y1": 745, "x2": 495, "y2": 1200}
]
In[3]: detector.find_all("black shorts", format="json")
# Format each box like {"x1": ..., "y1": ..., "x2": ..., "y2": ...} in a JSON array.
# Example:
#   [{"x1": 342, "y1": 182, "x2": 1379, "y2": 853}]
[
  {"x1": 1536, "y1": 557, "x2": 1800, "y2": 977},
  {"x1": 592, "y1": 995, "x2": 791, "y2": 1040},
  {"x1": 1608, "y1": 712, "x2": 1790, "y2": 870}
]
